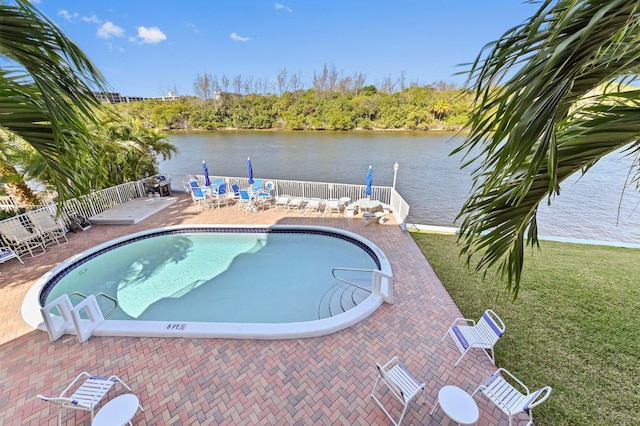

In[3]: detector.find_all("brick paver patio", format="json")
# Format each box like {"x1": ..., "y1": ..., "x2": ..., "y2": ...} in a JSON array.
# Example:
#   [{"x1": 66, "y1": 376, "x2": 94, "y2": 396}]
[{"x1": 0, "y1": 194, "x2": 515, "y2": 425}]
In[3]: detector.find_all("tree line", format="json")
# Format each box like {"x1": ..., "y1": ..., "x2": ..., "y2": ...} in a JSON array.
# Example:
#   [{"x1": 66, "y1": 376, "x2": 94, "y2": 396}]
[{"x1": 114, "y1": 83, "x2": 472, "y2": 132}]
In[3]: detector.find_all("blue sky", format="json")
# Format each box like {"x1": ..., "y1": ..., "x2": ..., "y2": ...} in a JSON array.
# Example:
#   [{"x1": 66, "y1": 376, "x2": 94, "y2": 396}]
[{"x1": 34, "y1": 0, "x2": 540, "y2": 98}]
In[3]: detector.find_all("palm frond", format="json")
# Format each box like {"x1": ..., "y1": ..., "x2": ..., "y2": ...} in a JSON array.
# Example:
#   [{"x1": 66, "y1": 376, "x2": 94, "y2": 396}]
[
  {"x1": 456, "y1": 0, "x2": 640, "y2": 295},
  {"x1": 0, "y1": 0, "x2": 111, "y2": 201}
]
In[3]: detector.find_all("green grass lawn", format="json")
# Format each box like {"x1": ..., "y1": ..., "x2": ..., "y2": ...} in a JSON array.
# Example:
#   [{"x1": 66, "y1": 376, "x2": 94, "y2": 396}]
[{"x1": 411, "y1": 231, "x2": 640, "y2": 426}]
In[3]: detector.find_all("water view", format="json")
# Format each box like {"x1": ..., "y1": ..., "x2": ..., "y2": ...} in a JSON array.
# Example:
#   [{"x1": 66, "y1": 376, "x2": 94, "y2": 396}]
[{"x1": 159, "y1": 131, "x2": 640, "y2": 245}]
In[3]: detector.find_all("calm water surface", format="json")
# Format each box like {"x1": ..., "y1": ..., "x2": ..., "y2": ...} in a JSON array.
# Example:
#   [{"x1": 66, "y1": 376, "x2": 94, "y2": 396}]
[{"x1": 158, "y1": 131, "x2": 640, "y2": 244}]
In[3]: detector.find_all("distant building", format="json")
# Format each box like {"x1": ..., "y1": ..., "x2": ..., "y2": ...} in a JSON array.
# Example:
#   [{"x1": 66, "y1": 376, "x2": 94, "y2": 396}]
[{"x1": 94, "y1": 91, "x2": 181, "y2": 104}]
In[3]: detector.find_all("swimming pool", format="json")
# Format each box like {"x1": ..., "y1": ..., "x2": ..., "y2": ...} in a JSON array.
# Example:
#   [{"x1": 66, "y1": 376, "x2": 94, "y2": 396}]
[{"x1": 22, "y1": 225, "x2": 393, "y2": 339}]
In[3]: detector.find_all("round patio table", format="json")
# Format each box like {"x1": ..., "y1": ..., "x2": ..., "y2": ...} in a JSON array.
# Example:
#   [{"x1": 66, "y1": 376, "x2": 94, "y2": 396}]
[
  {"x1": 92, "y1": 393, "x2": 140, "y2": 426},
  {"x1": 430, "y1": 385, "x2": 479, "y2": 425}
]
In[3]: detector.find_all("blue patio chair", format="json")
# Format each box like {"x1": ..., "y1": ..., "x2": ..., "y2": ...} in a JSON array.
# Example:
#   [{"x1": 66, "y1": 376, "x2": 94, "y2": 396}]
[
  {"x1": 251, "y1": 178, "x2": 264, "y2": 193},
  {"x1": 227, "y1": 183, "x2": 241, "y2": 205},
  {"x1": 191, "y1": 186, "x2": 213, "y2": 210},
  {"x1": 238, "y1": 190, "x2": 255, "y2": 214},
  {"x1": 258, "y1": 181, "x2": 274, "y2": 203}
]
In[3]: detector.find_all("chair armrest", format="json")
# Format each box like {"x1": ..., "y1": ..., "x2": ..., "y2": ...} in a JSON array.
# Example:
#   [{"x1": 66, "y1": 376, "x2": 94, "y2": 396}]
[
  {"x1": 37, "y1": 395, "x2": 84, "y2": 407},
  {"x1": 451, "y1": 317, "x2": 476, "y2": 326},
  {"x1": 524, "y1": 386, "x2": 552, "y2": 411},
  {"x1": 494, "y1": 368, "x2": 531, "y2": 395},
  {"x1": 379, "y1": 355, "x2": 400, "y2": 371}
]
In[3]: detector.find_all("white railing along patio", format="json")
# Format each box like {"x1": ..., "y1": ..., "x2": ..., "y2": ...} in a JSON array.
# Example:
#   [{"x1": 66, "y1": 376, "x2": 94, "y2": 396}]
[
  {"x1": 0, "y1": 174, "x2": 410, "y2": 247},
  {"x1": 163, "y1": 173, "x2": 410, "y2": 226}
]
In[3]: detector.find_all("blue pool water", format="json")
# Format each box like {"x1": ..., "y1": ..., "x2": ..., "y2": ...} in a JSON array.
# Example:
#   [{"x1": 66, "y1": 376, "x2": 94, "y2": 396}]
[{"x1": 41, "y1": 227, "x2": 381, "y2": 324}]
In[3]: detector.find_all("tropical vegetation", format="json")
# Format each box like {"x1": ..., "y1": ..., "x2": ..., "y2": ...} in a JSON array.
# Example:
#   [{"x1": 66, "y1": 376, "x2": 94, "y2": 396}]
[
  {"x1": 0, "y1": 0, "x2": 176, "y2": 206},
  {"x1": 413, "y1": 231, "x2": 640, "y2": 425},
  {"x1": 0, "y1": 0, "x2": 108, "y2": 203},
  {"x1": 114, "y1": 83, "x2": 472, "y2": 132},
  {"x1": 455, "y1": 0, "x2": 640, "y2": 296}
]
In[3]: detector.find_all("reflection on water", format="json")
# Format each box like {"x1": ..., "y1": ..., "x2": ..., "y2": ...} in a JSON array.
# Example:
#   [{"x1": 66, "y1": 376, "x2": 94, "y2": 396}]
[{"x1": 159, "y1": 131, "x2": 640, "y2": 244}]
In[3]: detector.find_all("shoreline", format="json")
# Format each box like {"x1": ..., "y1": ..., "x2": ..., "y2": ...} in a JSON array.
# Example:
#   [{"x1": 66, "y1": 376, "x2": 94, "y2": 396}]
[{"x1": 407, "y1": 223, "x2": 640, "y2": 249}]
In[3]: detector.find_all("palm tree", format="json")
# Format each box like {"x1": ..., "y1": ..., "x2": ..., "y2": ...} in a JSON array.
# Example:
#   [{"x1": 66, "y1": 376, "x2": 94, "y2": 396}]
[
  {"x1": 0, "y1": 0, "x2": 109, "y2": 203},
  {"x1": 454, "y1": 0, "x2": 640, "y2": 296},
  {"x1": 90, "y1": 117, "x2": 177, "y2": 188}
]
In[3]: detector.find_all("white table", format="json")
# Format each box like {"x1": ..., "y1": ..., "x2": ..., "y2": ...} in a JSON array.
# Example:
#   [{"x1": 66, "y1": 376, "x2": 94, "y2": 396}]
[
  {"x1": 93, "y1": 394, "x2": 140, "y2": 426},
  {"x1": 430, "y1": 385, "x2": 479, "y2": 425}
]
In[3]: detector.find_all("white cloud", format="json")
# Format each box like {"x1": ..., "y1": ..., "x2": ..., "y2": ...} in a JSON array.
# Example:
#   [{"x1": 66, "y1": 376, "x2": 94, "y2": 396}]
[
  {"x1": 275, "y1": 3, "x2": 292, "y2": 12},
  {"x1": 58, "y1": 10, "x2": 78, "y2": 22},
  {"x1": 187, "y1": 23, "x2": 200, "y2": 33},
  {"x1": 136, "y1": 26, "x2": 167, "y2": 44},
  {"x1": 230, "y1": 32, "x2": 250, "y2": 42},
  {"x1": 81, "y1": 14, "x2": 101, "y2": 24},
  {"x1": 97, "y1": 21, "x2": 125, "y2": 39}
]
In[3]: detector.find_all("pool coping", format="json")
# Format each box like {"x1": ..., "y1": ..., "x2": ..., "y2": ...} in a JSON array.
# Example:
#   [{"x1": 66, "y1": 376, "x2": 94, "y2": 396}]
[{"x1": 21, "y1": 224, "x2": 391, "y2": 339}]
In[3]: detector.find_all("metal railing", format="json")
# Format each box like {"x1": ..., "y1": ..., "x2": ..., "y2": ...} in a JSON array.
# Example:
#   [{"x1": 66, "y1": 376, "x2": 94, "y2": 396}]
[
  {"x1": 163, "y1": 173, "x2": 410, "y2": 226},
  {"x1": 69, "y1": 291, "x2": 118, "y2": 319},
  {"x1": 331, "y1": 267, "x2": 394, "y2": 304},
  {"x1": 0, "y1": 173, "x2": 410, "y2": 239}
]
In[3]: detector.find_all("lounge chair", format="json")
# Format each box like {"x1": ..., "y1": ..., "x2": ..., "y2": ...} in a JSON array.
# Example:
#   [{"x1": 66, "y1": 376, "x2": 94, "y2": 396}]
[
  {"x1": 0, "y1": 246, "x2": 23, "y2": 266},
  {"x1": 28, "y1": 209, "x2": 68, "y2": 246},
  {"x1": 472, "y1": 368, "x2": 552, "y2": 426},
  {"x1": 0, "y1": 218, "x2": 46, "y2": 257},
  {"x1": 323, "y1": 198, "x2": 342, "y2": 216},
  {"x1": 286, "y1": 197, "x2": 305, "y2": 212},
  {"x1": 302, "y1": 198, "x2": 323, "y2": 216},
  {"x1": 37, "y1": 371, "x2": 142, "y2": 425},
  {"x1": 273, "y1": 195, "x2": 291, "y2": 211},
  {"x1": 442, "y1": 309, "x2": 505, "y2": 366},
  {"x1": 371, "y1": 355, "x2": 426, "y2": 426}
]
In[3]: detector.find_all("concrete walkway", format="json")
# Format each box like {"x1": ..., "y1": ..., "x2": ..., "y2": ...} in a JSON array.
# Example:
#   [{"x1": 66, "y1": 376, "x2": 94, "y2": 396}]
[{"x1": 0, "y1": 194, "x2": 515, "y2": 425}]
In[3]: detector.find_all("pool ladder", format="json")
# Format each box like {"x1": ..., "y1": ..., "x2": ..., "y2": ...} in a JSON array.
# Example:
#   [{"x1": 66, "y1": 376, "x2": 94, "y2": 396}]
[{"x1": 39, "y1": 292, "x2": 118, "y2": 343}]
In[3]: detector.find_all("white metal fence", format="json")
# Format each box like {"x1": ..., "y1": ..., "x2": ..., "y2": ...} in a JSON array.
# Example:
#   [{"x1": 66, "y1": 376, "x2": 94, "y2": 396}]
[
  {"x1": 0, "y1": 174, "x2": 410, "y2": 246},
  {"x1": 163, "y1": 173, "x2": 410, "y2": 226}
]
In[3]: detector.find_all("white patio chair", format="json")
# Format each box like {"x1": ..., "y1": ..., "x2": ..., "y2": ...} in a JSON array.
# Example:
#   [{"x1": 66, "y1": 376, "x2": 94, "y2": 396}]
[
  {"x1": 371, "y1": 355, "x2": 426, "y2": 426},
  {"x1": 28, "y1": 209, "x2": 68, "y2": 246},
  {"x1": 442, "y1": 309, "x2": 505, "y2": 366},
  {"x1": 0, "y1": 218, "x2": 46, "y2": 257},
  {"x1": 37, "y1": 371, "x2": 142, "y2": 425},
  {"x1": 472, "y1": 368, "x2": 552, "y2": 426}
]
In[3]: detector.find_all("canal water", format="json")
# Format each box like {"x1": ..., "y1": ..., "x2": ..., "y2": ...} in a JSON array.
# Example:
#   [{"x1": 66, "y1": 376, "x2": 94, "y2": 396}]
[{"x1": 158, "y1": 131, "x2": 640, "y2": 245}]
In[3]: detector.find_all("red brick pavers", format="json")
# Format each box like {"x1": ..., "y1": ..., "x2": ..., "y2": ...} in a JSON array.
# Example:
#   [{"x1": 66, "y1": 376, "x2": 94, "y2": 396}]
[{"x1": 0, "y1": 194, "x2": 517, "y2": 425}]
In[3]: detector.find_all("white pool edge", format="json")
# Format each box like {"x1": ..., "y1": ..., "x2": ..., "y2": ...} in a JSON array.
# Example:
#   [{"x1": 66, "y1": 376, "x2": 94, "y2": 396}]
[{"x1": 21, "y1": 224, "x2": 391, "y2": 339}]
